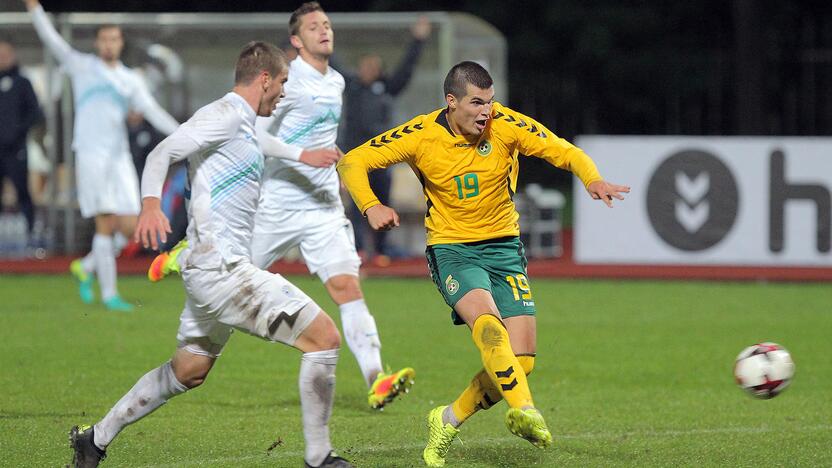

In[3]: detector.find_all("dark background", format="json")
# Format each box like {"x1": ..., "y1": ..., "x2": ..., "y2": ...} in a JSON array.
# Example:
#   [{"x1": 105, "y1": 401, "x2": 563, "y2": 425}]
[{"x1": 8, "y1": 0, "x2": 832, "y2": 187}]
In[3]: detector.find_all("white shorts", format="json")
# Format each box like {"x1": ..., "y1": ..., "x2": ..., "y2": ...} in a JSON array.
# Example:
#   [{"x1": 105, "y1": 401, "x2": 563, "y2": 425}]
[
  {"x1": 251, "y1": 207, "x2": 362, "y2": 282},
  {"x1": 75, "y1": 150, "x2": 141, "y2": 219},
  {"x1": 176, "y1": 261, "x2": 320, "y2": 358}
]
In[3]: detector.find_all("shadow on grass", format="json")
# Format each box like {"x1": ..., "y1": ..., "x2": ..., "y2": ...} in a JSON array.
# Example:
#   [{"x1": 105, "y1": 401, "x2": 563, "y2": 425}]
[{"x1": 0, "y1": 410, "x2": 88, "y2": 420}]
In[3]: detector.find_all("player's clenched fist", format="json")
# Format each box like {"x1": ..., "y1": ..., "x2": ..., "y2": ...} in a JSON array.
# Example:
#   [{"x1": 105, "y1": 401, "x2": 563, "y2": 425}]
[
  {"x1": 365, "y1": 204, "x2": 400, "y2": 231},
  {"x1": 135, "y1": 197, "x2": 172, "y2": 251}
]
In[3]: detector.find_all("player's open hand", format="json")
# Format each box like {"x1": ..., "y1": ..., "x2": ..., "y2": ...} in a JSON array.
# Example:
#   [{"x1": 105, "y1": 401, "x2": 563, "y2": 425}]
[
  {"x1": 299, "y1": 148, "x2": 341, "y2": 168},
  {"x1": 22, "y1": 0, "x2": 39, "y2": 10},
  {"x1": 586, "y1": 180, "x2": 630, "y2": 207},
  {"x1": 411, "y1": 16, "x2": 432, "y2": 41},
  {"x1": 135, "y1": 197, "x2": 172, "y2": 251},
  {"x1": 366, "y1": 204, "x2": 400, "y2": 231}
]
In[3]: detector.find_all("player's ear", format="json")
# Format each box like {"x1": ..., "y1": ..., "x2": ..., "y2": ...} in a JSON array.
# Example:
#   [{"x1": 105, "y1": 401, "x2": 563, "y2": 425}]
[
  {"x1": 289, "y1": 35, "x2": 303, "y2": 50},
  {"x1": 446, "y1": 93, "x2": 456, "y2": 110},
  {"x1": 260, "y1": 71, "x2": 271, "y2": 90}
]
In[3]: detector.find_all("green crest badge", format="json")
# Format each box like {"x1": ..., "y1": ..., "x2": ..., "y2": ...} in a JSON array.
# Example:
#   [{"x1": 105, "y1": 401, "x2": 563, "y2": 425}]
[
  {"x1": 445, "y1": 275, "x2": 460, "y2": 295},
  {"x1": 477, "y1": 140, "x2": 492, "y2": 157}
]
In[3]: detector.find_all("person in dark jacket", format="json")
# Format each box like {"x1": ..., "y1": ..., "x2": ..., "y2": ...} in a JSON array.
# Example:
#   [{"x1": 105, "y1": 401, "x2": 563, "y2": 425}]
[
  {"x1": 334, "y1": 16, "x2": 431, "y2": 265},
  {"x1": 0, "y1": 38, "x2": 42, "y2": 237}
]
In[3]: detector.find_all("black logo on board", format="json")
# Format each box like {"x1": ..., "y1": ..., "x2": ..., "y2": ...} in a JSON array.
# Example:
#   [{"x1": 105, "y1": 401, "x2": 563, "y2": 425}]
[{"x1": 646, "y1": 150, "x2": 739, "y2": 251}]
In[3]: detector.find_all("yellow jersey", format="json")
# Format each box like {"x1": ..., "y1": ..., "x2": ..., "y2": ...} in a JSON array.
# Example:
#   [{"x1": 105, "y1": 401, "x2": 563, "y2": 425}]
[{"x1": 337, "y1": 102, "x2": 604, "y2": 245}]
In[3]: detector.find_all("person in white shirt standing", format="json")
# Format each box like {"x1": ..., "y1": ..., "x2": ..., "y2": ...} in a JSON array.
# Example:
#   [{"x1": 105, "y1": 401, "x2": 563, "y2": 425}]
[
  {"x1": 67, "y1": 42, "x2": 352, "y2": 468},
  {"x1": 255, "y1": 1, "x2": 415, "y2": 410},
  {"x1": 150, "y1": 1, "x2": 415, "y2": 410},
  {"x1": 25, "y1": 0, "x2": 180, "y2": 311}
]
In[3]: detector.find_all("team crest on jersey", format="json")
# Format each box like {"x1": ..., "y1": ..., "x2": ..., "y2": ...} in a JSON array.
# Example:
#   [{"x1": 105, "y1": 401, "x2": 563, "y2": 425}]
[
  {"x1": 477, "y1": 140, "x2": 492, "y2": 157},
  {"x1": 445, "y1": 275, "x2": 460, "y2": 295}
]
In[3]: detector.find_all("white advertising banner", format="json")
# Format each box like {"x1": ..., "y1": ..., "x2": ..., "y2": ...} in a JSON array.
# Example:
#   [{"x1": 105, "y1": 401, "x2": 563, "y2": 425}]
[{"x1": 574, "y1": 136, "x2": 832, "y2": 266}]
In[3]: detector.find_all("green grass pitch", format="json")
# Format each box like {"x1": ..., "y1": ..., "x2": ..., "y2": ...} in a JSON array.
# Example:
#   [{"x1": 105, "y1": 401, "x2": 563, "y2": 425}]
[{"x1": 0, "y1": 274, "x2": 830, "y2": 467}]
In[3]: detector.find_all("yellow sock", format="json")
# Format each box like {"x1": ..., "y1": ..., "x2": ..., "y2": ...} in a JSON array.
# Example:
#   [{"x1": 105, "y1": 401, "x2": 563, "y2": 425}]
[
  {"x1": 451, "y1": 354, "x2": 536, "y2": 424},
  {"x1": 451, "y1": 370, "x2": 500, "y2": 424},
  {"x1": 471, "y1": 314, "x2": 534, "y2": 409},
  {"x1": 516, "y1": 354, "x2": 535, "y2": 375}
]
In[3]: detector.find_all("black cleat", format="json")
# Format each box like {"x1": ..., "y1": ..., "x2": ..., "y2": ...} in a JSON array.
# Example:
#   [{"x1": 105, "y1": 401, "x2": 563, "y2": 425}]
[
  {"x1": 69, "y1": 425, "x2": 106, "y2": 468},
  {"x1": 305, "y1": 451, "x2": 354, "y2": 468}
]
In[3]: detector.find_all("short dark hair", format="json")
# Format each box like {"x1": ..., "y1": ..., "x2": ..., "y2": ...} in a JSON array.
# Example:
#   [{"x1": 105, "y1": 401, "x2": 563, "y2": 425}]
[
  {"x1": 443, "y1": 61, "x2": 493, "y2": 98},
  {"x1": 289, "y1": 2, "x2": 325, "y2": 36},
  {"x1": 95, "y1": 24, "x2": 122, "y2": 38},
  {"x1": 234, "y1": 41, "x2": 287, "y2": 85}
]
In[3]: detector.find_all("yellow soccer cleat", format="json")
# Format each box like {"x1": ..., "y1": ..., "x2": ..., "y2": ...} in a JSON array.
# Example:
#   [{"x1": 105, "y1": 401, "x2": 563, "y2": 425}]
[
  {"x1": 367, "y1": 367, "x2": 415, "y2": 410},
  {"x1": 422, "y1": 405, "x2": 459, "y2": 467},
  {"x1": 505, "y1": 407, "x2": 552, "y2": 448},
  {"x1": 147, "y1": 239, "x2": 187, "y2": 282}
]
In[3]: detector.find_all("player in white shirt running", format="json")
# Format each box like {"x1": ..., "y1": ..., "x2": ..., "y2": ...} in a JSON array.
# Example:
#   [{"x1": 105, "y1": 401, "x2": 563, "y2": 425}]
[
  {"x1": 67, "y1": 42, "x2": 352, "y2": 468},
  {"x1": 256, "y1": 1, "x2": 416, "y2": 410},
  {"x1": 25, "y1": 0, "x2": 179, "y2": 311},
  {"x1": 150, "y1": 2, "x2": 414, "y2": 410}
]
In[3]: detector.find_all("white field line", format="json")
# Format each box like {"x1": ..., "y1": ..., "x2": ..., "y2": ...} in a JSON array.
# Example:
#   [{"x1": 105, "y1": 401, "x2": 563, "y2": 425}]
[{"x1": 138, "y1": 424, "x2": 832, "y2": 468}]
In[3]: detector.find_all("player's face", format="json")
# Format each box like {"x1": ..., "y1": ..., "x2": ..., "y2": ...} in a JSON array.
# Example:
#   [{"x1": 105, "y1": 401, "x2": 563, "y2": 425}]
[
  {"x1": 293, "y1": 11, "x2": 334, "y2": 58},
  {"x1": 95, "y1": 27, "x2": 124, "y2": 62},
  {"x1": 448, "y1": 83, "x2": 495, "y2": 137},
  {"x1": 258, "y1": 68, "x2": 289, "y2": 117}
]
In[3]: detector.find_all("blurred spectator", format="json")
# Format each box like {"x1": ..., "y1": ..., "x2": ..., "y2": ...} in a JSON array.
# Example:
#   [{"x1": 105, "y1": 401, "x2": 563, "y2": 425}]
[
  {"x1": 26, "y1": 125, "x2": 50, "y2": 205},
  {"x1": 0, "y1": 38, "x2": 42, "y2": 238},
  {"x1": 334, "y1": 16, "x2": 431, "y2": 265},
  {"x1": 127, "y1": 110, "x2": 165, "y2": 182}
]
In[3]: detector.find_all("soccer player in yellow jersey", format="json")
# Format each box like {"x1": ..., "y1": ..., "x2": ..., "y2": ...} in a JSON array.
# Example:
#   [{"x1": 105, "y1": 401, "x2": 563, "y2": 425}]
[{"x1": 337, "y1": 61, "x2": 629, "y2": 466}]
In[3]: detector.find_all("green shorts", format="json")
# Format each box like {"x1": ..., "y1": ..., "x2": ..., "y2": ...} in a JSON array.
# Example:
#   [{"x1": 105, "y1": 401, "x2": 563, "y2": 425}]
[{"x1": 426, "y1": 236, "x2": 536, "y2": 325}]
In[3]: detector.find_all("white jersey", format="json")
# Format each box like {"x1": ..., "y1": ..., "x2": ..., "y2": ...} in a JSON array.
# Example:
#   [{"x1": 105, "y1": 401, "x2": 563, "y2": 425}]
[
  {"x1": 141, "y1": 92, "x2": 262, "y2": 269},
  {"x1": 257, "y1": 56, "x2": 344, "y2": 212},
  {"x1": 30, "y1": 6, "x2": 178, "y2": 155}
]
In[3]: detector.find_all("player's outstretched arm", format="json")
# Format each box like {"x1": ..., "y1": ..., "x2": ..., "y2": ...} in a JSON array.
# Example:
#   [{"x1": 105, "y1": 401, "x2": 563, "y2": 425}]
[
  {"x1": 299, "y1": 148, "x2": 341, "y2": 168},
  {"x1": 365, "y1": 204, "x2": 400, "y2": 231},
  {"x1": 254, "y1": 115, "x2": 339, "y2": 166},
  {"x1": 135, "y1": 197, "x2": 171, "y2": 251},
  {"x1": 132, "y1": 80, "x2": 180, "y2": 135},
  {"x1": 24, "y1": 0, "x2": 77, "y2": 64},
  {"x1": 586, "y1": 180, "x2": 630, "y2": 208}
]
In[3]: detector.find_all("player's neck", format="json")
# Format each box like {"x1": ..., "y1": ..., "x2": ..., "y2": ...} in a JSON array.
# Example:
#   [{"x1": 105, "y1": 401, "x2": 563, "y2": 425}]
[
  {"x1": 231, "y1": 86, "x2": 260, "y2": 116},
  {"x1": 300, "y1": 51, "x2": 329, "y2": 75},
  {"x1": 99, "y1": 56, "x2": 119, "y2": 68},
  {"x1": 447, "y1": 109, "x2": 475, "y2": 139}
]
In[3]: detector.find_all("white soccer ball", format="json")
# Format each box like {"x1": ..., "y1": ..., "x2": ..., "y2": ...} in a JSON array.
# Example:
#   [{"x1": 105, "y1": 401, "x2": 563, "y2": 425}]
[{"x1": 734, "y1": 342, "x2": 795, "y2": 399}]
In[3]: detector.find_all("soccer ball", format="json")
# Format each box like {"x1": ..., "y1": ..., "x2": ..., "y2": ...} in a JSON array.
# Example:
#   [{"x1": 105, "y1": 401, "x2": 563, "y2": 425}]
[{"x1": 734, "y1": 342, "x2": 795, "y2": 399}]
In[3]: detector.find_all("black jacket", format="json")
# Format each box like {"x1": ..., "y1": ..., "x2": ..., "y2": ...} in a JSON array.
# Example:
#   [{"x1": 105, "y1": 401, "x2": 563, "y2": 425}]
[
  {"x1": 0, "y1": 65, "x2": 42, "y2": 154},
  {"x1": 334, "y1": 39, "x2": 426, "y2": 152}
]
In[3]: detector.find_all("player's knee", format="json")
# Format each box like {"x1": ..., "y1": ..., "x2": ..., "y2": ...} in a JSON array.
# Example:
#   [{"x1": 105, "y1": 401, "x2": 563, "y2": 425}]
[
  {"x1": 473, "y1": 314, "x2": 507, "y2": 350},
  {"x1": 517, "y1": 355, "x2": 535, "y2": 376},
  {"x1": 315, "y1": 313, "x2": 342, "y2": 349},
  {"x1": 326, "y1": 274, "x2": 362, "y2": 302},
  {"x1": 171, "y1": 356, "x2": 213, "y2": 389},
  {"x1": 297, "y1": 309, "x2": 342, "y2": 352},
  {"x1": 180, "y1": 373, "x2": 207, "y2": 389},
  {"x1": 173, "y1": 364, "x2": 211, "y2": 389}
]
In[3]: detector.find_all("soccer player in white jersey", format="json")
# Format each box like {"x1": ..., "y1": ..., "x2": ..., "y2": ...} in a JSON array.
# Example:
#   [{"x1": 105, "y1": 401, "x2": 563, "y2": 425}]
[
  {"x1": 150, "y1": 1, "x2": 415, "y2": 410},
  {"x1": 256, "y1": 1, "x2": 415, "y2": 410},
  {"x1": 25, "y1": 0, "x2": 179, "y2": 311},
  {"x1": 67, "y1": 42, "x2": 352, "y2": 468}
]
